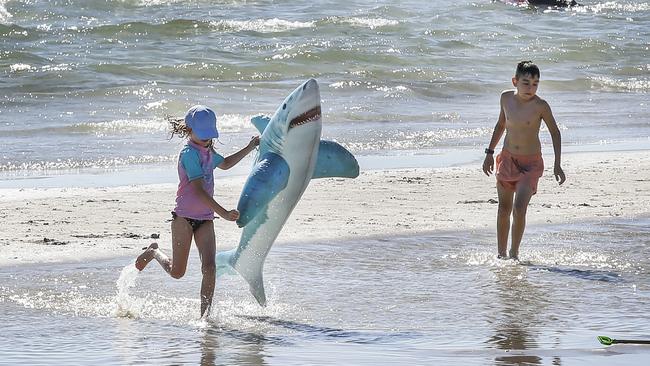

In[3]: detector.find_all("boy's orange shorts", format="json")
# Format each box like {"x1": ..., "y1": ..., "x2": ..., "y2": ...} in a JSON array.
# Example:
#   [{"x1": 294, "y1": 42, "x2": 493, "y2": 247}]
[{"x1": 495, "y1": 149, "x2": 544, "y2": 194}]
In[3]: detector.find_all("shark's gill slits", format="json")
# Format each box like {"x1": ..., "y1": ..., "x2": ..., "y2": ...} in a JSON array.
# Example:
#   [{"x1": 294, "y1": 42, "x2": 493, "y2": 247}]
[{"x1": 289, "y1": 106, "x2": 321, "y2": 129}]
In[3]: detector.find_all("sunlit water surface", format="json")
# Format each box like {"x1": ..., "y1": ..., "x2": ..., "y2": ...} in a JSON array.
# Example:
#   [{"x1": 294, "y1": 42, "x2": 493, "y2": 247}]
[{"x1": 1, "y1": 0, "x2": 649, "y2": 186}]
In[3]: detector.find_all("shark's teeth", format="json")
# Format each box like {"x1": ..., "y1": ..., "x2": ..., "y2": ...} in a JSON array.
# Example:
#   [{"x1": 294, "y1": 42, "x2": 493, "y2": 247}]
[{"x1": 289, "y1": 106, "x2": 321, "y2": 129}]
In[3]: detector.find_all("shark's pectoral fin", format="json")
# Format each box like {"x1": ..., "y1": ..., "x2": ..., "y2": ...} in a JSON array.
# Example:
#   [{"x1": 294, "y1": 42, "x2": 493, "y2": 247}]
[
  {"x1": 236, "y1": 152, "x2": 290, "y2": 227},
  {"x1": 312, "y1": 140, "x2": 360, "y2": 179},
  {"x1": 251, "y1": 115, "x2": 271, "y2": 134}
]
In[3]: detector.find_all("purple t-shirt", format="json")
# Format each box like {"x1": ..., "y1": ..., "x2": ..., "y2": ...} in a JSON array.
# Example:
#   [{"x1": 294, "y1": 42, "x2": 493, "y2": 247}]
[{"x1": 174, "y1": 140, "x2": 225, "y2": 220}]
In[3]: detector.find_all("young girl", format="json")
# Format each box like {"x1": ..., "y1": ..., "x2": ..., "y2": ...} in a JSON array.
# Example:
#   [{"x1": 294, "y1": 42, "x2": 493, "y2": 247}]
[{"x1": 135, "y1": 105, "x2": 259, "y2": 318}]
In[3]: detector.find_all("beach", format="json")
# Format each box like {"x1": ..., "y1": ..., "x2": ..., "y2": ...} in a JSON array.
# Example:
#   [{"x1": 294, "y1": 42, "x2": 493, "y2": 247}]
[
  {"x1": 2, "y1": 0, "x2": 650, "y2": 364},
  {"x1": 2, "y1": 148, "x2": 650, "y2": 365},
  {"x1": 2, "y1": 149, "x2": 648, "y2": 267}
]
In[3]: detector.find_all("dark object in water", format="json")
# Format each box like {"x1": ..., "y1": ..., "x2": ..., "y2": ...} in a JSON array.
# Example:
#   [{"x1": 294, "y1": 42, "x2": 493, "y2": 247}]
[
  {"x1": 598, "y1": 336, "x2": 650, "y2": 346},
  {"x1": 529, "y1": 0, "x2": 578, "y2": 6}
]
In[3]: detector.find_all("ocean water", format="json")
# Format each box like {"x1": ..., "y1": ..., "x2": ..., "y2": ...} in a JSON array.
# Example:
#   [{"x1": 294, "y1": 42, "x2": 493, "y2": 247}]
[
  {"x1": 1, "y1": 0, "x2": 649, "y2": 187},
  {"x1": 1, "y1": 218, "x2": 649, "y2": 365}
]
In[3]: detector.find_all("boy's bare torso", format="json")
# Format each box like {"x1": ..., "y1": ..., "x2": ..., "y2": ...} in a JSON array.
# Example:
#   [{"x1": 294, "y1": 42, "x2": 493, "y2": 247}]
[{"x1": 501, "y1": 90, "x2": 544, "y2": 155}]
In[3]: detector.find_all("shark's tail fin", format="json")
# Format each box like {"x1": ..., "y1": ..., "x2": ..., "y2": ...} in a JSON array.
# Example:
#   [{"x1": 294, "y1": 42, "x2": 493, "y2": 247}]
[
  {"x1": 216, "y1": 249, "x2": 267, "y2": 307},
  {"x1": 238, "y1": 265, "x2": 267, "y2": 307},
  {"x1": 246, "y1": 271, "x2": 267, "y2": 307}
]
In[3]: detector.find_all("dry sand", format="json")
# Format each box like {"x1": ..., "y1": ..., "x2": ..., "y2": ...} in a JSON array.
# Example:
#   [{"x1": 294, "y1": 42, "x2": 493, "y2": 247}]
[{"x1": 1, "y1": 149, "x2": 648, "y2": 267}]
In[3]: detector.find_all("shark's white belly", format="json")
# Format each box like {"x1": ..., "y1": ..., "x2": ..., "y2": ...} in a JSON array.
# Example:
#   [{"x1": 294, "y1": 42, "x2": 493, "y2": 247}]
[{"x1": 232, "y1": 125, "x2": 321, "y2": 278}]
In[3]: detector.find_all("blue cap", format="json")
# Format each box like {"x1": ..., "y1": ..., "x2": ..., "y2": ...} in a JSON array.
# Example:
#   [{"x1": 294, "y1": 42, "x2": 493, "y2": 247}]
[{"x1": 184, "y1": 105, "x2": 219, "y2": 140}]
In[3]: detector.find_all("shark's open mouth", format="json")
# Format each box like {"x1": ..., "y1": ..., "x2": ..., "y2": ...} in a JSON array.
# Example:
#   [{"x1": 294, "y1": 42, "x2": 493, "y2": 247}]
[{"x1": 289, "y1": 106, "x2": 321, "y2": 129}]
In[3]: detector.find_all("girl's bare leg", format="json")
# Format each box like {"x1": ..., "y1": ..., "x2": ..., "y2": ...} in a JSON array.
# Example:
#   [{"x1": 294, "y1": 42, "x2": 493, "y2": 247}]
[
  {"x1": 135, "y1": 217, "x2": 193, "y2": 278},
  {"x1": 193, "y1": 220, "x2": 216, "y2": 318},
  {"x1": 135, "y1": 242, "x2": 159, "y2": 271}
]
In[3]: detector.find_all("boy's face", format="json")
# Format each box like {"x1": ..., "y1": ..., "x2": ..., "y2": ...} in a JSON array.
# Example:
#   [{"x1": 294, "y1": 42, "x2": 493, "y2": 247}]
[{"x1": 512, "y1": 73, "x2": 539, "y2": 101}]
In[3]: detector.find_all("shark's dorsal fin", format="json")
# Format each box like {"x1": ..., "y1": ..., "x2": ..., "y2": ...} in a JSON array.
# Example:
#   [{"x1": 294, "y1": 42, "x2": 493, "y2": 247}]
[
  {"x1": 216, "y1": 248, "x2": 267, "y2": 306},
  {"x1": 236, "y1": 152, "x2": 290, "y2": 227},
  {"x1": 251, "y1": 115, "x2": 271, "y2": 134},
  {"x1": 312, "y1": 140, "x2": 360, "y2": 179}
]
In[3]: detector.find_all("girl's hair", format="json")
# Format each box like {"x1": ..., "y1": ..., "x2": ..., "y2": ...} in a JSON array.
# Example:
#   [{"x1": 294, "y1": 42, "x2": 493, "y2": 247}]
[
  {"x1": 168, "y1": 116, "x2": 191, "y2": 139},
  {"x1": 167, "y1": 116, "x2": 215, "y2": 150}
]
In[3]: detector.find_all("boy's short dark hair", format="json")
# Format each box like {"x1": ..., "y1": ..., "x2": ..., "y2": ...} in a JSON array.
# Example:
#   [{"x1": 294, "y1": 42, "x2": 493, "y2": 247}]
[{"x1": 515, "y1": 61, "x2": 540, "y2": 79}]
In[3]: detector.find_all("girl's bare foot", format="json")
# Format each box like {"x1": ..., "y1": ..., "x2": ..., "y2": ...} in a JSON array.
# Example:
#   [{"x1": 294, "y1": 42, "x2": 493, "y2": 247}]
[{"x1": 135, "y1": 243, "x2": 159, "y2": 271}]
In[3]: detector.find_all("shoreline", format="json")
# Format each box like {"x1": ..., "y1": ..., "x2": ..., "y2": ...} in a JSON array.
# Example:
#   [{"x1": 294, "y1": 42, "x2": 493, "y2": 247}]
[
  {"x1": 1, "y1": 139, "x2": 648, "y2": 190},
  {"x1": 1, "y1": 148, "x2": 649, "y2": 267}
]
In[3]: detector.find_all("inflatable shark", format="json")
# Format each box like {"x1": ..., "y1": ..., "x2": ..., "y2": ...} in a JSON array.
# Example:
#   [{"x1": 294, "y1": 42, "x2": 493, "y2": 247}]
[{"x1": 217, "y1": 79, "x2": 359, "y2": 306}]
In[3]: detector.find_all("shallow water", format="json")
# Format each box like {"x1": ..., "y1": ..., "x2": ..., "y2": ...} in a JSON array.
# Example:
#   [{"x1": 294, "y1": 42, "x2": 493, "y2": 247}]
[{"x1": 2, "y1": 218, "x2": 649, "y2": 365}]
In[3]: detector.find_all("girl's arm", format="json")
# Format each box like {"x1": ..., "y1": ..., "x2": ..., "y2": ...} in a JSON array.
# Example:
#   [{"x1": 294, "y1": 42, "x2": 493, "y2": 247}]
[
  {"x1": 219, "y1": 136, "x2": 260, "y2": 170},
  {"x1": 189, "y1": 179, "x2": 239, "y2": 221}
]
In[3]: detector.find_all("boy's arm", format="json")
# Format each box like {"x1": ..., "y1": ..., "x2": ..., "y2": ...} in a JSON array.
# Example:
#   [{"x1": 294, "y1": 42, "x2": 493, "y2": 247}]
[
  {"x1": 219, "y1": 136, "x2": 260, "y2": 170},
  {"x1": 541, "y1": 101, "x2": 566, "y2": 185},
  {"x1": 189, "y1": 179, "x2": 239, "y2": 221},
  {"x1": 482, "y1": 94, "x2": 507, "y2": 176}
]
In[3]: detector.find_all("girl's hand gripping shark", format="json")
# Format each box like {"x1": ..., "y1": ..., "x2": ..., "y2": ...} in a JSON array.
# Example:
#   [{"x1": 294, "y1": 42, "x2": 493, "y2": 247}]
[{"x1": 216, "y1": 79, "x2": 359, "y2": 306}]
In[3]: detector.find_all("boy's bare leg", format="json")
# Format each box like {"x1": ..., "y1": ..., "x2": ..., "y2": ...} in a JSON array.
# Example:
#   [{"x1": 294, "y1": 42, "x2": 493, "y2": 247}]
[
  {"x1": 496, "y1": 184, "x2": 514, "y2": 258},
  {"x1": 193, "y1": 221, "x2": 217, "y2": 318},
  {"x1": 510, "y1": 185, "x2": 534, "y2": 260}
]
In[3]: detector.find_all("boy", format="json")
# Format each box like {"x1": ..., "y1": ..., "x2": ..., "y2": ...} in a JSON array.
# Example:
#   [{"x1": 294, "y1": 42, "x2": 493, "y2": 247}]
[{"x1": 482, "y1": 61, "x2": 566, "y2": 260}]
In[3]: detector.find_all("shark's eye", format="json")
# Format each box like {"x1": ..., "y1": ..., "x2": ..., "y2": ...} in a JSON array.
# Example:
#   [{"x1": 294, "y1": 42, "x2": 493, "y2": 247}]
[{"x1": 282, "y1": 104, "x2": 286, "y2": 110}]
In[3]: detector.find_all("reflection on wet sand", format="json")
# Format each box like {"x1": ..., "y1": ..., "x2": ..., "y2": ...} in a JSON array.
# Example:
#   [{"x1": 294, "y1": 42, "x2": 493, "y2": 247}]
[
  {"x1": 487, "y1": 265, "x2": 549, "y2": 365},
  {"x1": 200, "y1": 325, "x2": 273, "y2": 366}
]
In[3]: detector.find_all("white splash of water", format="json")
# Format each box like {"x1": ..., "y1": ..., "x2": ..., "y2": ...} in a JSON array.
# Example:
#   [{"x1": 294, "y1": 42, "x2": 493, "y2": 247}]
[
  {"x1": 112, "y1": 264, "x2": 203, "y2": 323},
  {"x1": 119, "y1": 0, "x2": 186, "y2": 6},
  {"x1": 0, "y1": 0, "x2": 12, "y2": 24},
  {"x1": 9, "y1": 64, "x2": 33, "y2": 73},
  {"x1": 114, "y1": 264, "x2": 140, "y2": 318},
  {"x1": 578, "y1": 1, "x2": 650, "y2": 14},
  {"x1": 340, "y1": 17, "x2": 399, "y2": 30},
  {"x1": 211, "y1": 18, "x2": 315, "y2": 33},
  {"x1": 463, "y1": 251, "x2": 521, "y2": 267},
  {"x1": 75, "y1": 118, "x2": 168, "y2": 134},
  {"x1": 592, "y1": 75, "x2": 650, "y2": 92}
]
